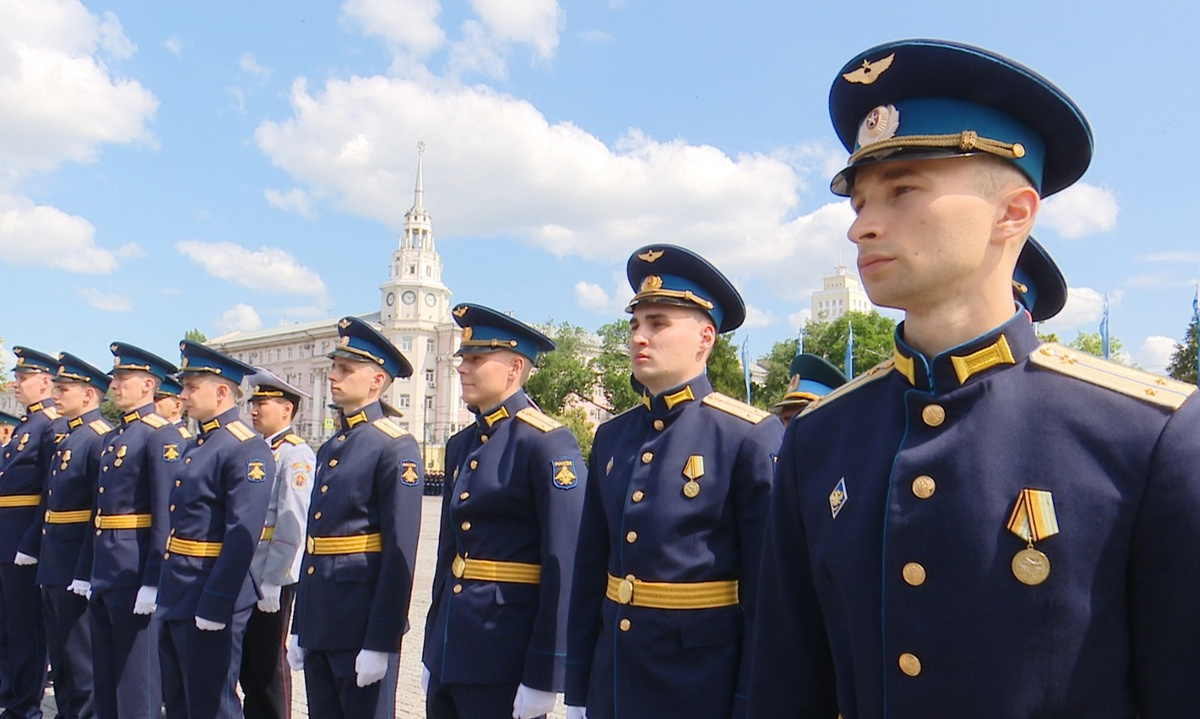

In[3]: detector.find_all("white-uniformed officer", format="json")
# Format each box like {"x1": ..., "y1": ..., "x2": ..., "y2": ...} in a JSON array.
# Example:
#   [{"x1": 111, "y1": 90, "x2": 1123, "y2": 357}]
[
  {"x1": 239, "y1": 367, "x2": 315, "y2": 719},
  {"x1": 423, "y1": 304, "x2": 587, "y2": 719},
  {"x1": 287, "y1": 316, "x2": 423, "y2": 719}
]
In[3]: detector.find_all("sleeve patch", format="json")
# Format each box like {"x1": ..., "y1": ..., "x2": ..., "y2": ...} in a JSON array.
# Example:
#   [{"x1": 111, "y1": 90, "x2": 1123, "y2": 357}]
[
  {"x1": 247, "y1": 460, "x2": 268, "y2": 482},
  {"x1": 399, "y1": 460, "x2": 421, "y2": 486},
  {"x1": 163, "y1": 444, "x2": 181, "y2": 462},
  {"x1": 552, "y1": 457, "x2": 579, "y2": 489}
]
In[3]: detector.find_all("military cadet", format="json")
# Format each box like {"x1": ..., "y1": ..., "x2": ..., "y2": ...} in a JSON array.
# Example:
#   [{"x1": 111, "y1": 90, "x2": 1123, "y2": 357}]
[
  {"x1": 748, "y1": 39, "x2": 1200, "y2": 717},
  {"x1": 2, "y1": 346, "x2": 66, "y2": 718},
  {"x1": 156, "y1": 341, "x2": 274, "y2": 719},
  {"x1": 287, "y1": 316, "x2": 423, "y2": 719},
  {"x1": 0, "y1": 411, "x2": 20, "y2": 450},
  {"x1": 240, "y1": 368, "x2": 315, "y2": 719},
  {"x1": 565, "y1": 246, "x2": 784, "y2": 719},
  {"x1": 767, "y1": 354, "x2": 847, "y2": 425},
  {"x1": 423, "y1": 304, "x2": 587, "y2": 719},
  {"x1": 154, "y1": 376, "x2": 188, "y2": 429},
  {"x1": 27, "y1": 353, "x2": 114, "y2": 719},
  {"x1": 78, "y1": 343, "x2": 184, "y2": 719}
]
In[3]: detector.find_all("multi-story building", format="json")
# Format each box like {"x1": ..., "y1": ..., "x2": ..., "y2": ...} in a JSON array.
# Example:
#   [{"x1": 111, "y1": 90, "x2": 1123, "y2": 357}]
[{"x1": 811, "y1": 262, "x2": 872, "y2": 321}]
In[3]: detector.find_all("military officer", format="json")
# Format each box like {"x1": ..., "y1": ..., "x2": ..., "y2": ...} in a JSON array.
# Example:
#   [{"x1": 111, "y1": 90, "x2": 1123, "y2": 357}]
[
  {"x1": 423, "y1": 304, "x2": 587, "y2": 719},
  {"x1": 565, "y1": 246, "x2": 784, "y2": 719},
  {"x1": 767, "y1": 354, "x2": 847, "y2": 425},
  {"x1": 27, "y1": 353, "x2": 114, "y2": 718},
  {"x1": 154, "y1": 376, "x2": 188, "y2": 430},
  {"x1": 748, "y1": 39, "x2": 1200, "y2": 717},
  {"x1": 2, "y1": 346, "x2": 67, "y2": 718},
  {"x1": 0, "y1": 411, "x2": 20, "y2": 450},
  {"x1": 287, "y1": 316, "x2": 423, "y2": 719},
  {"x1": 75, "y1": 343, "x2": 182, "y2": 719},
  {"x1": 156, "y1": 341, "x2": 273, "y2": 719},
  {"x1": 239, "y1": 368, "x2": 315, "y2": 719}
]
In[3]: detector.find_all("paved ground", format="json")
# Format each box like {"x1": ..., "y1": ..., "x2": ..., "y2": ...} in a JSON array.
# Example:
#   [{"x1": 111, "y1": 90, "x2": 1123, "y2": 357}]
[{"x1": 40, "y1": 496, "x2": 569, "y2": 718}]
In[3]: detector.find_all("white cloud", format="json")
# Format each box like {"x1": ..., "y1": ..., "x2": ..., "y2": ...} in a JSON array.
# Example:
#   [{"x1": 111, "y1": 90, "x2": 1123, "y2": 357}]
[
  {"x1": 1038, "y1": 183, "x2": 1119, "y2": 239},
  {"x1": 743, "y1": 304, "x2": 773, "y2": 329},
  {"x1": 471, "y1": 0, "x2": 563, "y2": 60},
  {"x1": 164, "y1": 35, "x2": 183, "y2": 57},
  {"x1": 0, "y1": 0, "x2": 158, "y2": 180},
  {"x1": 239, "y1": 51, "x2": 271, "y2": 80},
  {"x1": 176, "y1": 240, "x2": 328, "y2": 300},
  {"x1": 216, "y1": 303, "x2": 262, "y2": 333},
  {"x1": 788, "y1": 309, "x2": 812, "y2": 333},
  {"x1": 1040, "y1": 286, "x2": 1116, "y2": 334},
  {"x1": 78, "y1": 287, "x2": 133, "y2": 312},
  {"x1": 341, "y1": 0, "x2": 446, "y2": 58},
  {"x1": 0, "y1": 194, "x2": 120, "y2": 273},
  {"x1": 264, "y1": 187, "x2": 318, "y2": 220},
  {"x1": 1137, "y1": 335, "x2": 1178, "y2": 374},
  {"x1": 114, "y1": 243, "x2": 145, "y2": 260},
  {"x1": 579, "y1": 30, "x2": 613, "y2": 45},
  {"x1": 574, "y1": 281, "x2": 610, "y2": 311}
]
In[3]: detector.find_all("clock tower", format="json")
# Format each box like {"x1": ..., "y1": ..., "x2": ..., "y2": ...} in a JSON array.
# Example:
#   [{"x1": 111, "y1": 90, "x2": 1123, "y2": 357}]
[{"x1": 381, "y1": 142, "x2": 452, "y2": 324}]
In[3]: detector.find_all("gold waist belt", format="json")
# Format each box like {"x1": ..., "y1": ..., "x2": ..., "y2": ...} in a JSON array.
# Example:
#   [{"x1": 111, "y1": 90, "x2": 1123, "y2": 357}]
[
  {"x1": 306, "y1": 532, "x2": 382, "y2": 555},
  {"x1": 260, "y1": 526, "x2": 274, "y2": 541},
  {"x1": 45, "y1": 509, "x2": 91, "y2": 524},
  {"x1": 452, "y1": 554, "x2": 541, "y2": 584},
  {"x1": 95, "y1": 513, "x2": 152, "y2": 529},
  {"x1": 0, "y1": 494, "x2": 41, "y2": 508},
  {"x1": 605, "y1": 573, "x2": 739, "y2": 610},
  {"x1": 167, "y1": 536, "x2": 223, "y2": 558}
]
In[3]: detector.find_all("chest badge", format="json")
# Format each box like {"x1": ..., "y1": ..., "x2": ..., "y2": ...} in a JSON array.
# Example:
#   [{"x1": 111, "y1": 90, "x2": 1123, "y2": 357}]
[
  {"x1": 552, "y1": 458, "x2": 578, "y2": 489},
  {"x1": 829, "y1": 478, "x2": 848, "y2": 519},
  {"x1": 682, "y1": 455, "x2": 704, "y2": 498},
  {"x1": 247, "y1": 460, "x2": 268, "y2": 482},
  {"x1": 1006, "y1": 488, "x2": 1059, "y2": 586}
]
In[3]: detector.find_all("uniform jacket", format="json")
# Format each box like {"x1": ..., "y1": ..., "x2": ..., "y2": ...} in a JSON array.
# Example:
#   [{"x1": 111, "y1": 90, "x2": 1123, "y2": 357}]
[
  {"x1": 566, "y1": 375, "x2": 782, "y2": 718},
  {"x1": 249, "y1": 427, "x2": 315, "y2": 586},
  {"x1": 156, "y1": 407, "x2": 273, "y2": 624},
  {"x1": 748, "y1": 311, "x2": 1200, "y2": 718},
  {"x1": 1, "y1": 399, "x2": 67, "y2": 564},
  {"x1": 292, "y1": 400, "x2": 423, "y2": 653},
  {"x1": 423, "y1": 390, "x2": 587, "y2": 691},
  {"x1": 79, "y1": 403, "x2": 186, "y2": 591},
  {"x1": 32, "y1": 407, "x2": 111, "y2": 586}
]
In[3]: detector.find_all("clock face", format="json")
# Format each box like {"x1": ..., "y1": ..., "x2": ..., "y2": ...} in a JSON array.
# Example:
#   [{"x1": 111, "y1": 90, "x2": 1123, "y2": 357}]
[
  {"x1": 424, "y1": 293, "x2": 437, "y2": 307},
  {"x1": 401, "y1": 291, "x2": 416, "y2": 305},
  {"x1": 385, "y1": 292, "x2": 395, "y2": 307}
]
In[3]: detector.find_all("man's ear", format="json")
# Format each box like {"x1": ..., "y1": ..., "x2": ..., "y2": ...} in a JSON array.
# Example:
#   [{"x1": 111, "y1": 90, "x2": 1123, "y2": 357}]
[{"x1": 996, "y1": 184, "x2": 1040, "y2": 244}]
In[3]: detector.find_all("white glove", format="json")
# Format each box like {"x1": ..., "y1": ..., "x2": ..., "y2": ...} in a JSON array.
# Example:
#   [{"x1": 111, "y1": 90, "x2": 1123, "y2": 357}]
[
  {"x1": 67, "y1": 579, "x2": 91, "y2": 598},
  {"x1": 132, "y1": 585, "x2": 157, "y2": 615},
  {"x1": 512, "y1": 684, "x2": 557, "y2": 719},
  {"x1": 257, "y1": 582, "x2": 282, "y2": 613},
  {"x1": 354, "y1": 648, "x2": 388, "y2": 687},
  {"x1": 286, "y1": 634, "x2": 304, "y2": 670},
  {"x1": 566, "y1": 707, "x2": 588, "y2": 719},
  {"x1": 13, "y1": 551, "x2": 37, "y2": 566},
  {"x1": 421, "y1": 665, "x2": 430, "y2": 694},
  {"x1": 195, "y1": 615, "x2": 226, "y2": 631}
]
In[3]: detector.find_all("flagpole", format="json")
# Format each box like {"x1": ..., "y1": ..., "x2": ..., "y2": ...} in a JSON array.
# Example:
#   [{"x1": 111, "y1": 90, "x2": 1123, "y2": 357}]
[
  {"x1": 741, "y1": 336, "x2": 752, "y2": 402},
  {"x1": 844, "y1": 320, "x2": 855, "y2": 378},
  {"x1": 1193, "y1": 285, "x2": 1199, "y2": 387}
]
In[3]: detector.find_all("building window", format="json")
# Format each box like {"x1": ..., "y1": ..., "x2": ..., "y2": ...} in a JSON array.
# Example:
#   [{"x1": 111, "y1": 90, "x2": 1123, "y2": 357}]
[
  {"x1": 425, "y1": 396, "x2": 434, "y2": 410},
  {"x1": 408, "y1": 264, "x2": 416, "y2": 276},
  {"x1": 426, "y1": 338, "x2": 435, "y2": 354},
  {"x1": 425, "y1": 369, "x2": 435, "y2": 386},
  {"x1": 398, "y1": 395, "x2": 411, "y2": 409},
  {"x1": 401, "y1": 336, "x2": 413, "y2": 352}
]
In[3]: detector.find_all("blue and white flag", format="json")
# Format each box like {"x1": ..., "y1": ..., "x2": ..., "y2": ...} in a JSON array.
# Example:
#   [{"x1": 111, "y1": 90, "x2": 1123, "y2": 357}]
[
  {"x1": 844, "y1": 321, "x2": 855, "y2": 378},
  {"x1": 1099, "y1": 294, "x2": 1110, "y2": 360}
]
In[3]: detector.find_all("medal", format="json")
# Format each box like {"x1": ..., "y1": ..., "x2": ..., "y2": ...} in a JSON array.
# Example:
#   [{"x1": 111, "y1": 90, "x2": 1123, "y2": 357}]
[
  {"x1": 1011, "y1": 547, "x2": 1050, "y2": 585},
  {"x1": 682, "y1": 455, "x2": 704, "y2": 500},
  {"x1": 683, "y1": 480, "x2": 700, "y2": 498},
  {"x1": 1006, "y1": 488, "x2": 1059, "y2": 586}
]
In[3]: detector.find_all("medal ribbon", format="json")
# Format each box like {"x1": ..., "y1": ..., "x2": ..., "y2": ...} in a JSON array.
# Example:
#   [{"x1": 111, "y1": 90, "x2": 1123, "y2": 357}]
[{"x1": 1006, "y1": 488, "x2": 1059, "y2": 543}]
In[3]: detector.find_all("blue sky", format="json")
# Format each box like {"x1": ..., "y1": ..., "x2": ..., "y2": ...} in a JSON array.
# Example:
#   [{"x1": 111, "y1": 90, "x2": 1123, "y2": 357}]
[{"x1": 2, "y1": 0, "x2": 1198, "y2": 375}]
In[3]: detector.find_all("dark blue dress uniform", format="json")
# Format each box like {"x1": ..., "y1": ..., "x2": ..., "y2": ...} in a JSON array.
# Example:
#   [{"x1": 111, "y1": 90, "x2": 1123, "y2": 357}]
[
  {"x1": 27, "y1": 354, "x2": 113, "y2": 719},
  {"x1": 82, "y1": 343, "x2": 184, "y2": 719},
  {"x1": 747, "y1": 39, "x2": 1200, "y2": 717},
  {"x1": 0, "y1": 346, "x2": 67, "y2": 719},
  {"x1": 423, "y1": 304, "x2": 587, "y2": 718},
  {"x1": 156, "y1": 342, "x2": 273, "y2": 719},
  {"x1": 566, "y1": 246, "x2": 784, "y2": 718},
  {"x1": 291, "y1": 316, "x2": 423, "y2": 719}
]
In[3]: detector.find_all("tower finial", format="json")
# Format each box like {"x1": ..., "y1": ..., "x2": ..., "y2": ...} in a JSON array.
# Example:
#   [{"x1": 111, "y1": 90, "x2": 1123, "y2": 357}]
[{"x1": 414, "y1": 140, "x2": 425, "y2": 213}]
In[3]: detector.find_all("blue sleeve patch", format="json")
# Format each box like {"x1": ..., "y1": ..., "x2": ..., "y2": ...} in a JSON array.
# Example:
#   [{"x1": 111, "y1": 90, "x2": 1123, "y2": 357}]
[
  {"x1": 400, "y1": 460, "x2": 421, "y2": 486},
  {"x1": 247, "y1": 460, "x2": 268, "y2": 482},
  {"x1": 552, "y1": 457, "x2": 579, "y2": 489},
  {"x1": 163, "y1": 444, "x2": 181, "y2": 463}
]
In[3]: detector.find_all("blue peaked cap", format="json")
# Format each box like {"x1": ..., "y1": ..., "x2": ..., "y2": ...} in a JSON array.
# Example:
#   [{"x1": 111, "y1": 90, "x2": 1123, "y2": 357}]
[
  {"x1": 1013, "y1": 236, "x2": 1067, "y2": 323},
  {"x1": 625, "y1": 244, "x2": 746, "y2": 334},
  {"x1": 452, "y1": 304, "x2": 555, "y2": 362},
  {"x1": 329, "y1": 316, "x2": 413, "y2": 379},
  {"x1": 12, "y1": 346, "x2": 58, "y2": 374},
  {"x1": 178, "y1": 340, "x2": 255, "y2": 385},
  {"x1": 56, "y1": 352, "x2": 112, "y2": 391},
  {"x1": 110, "y1": 342, "x2": 178, "y2": 383}
]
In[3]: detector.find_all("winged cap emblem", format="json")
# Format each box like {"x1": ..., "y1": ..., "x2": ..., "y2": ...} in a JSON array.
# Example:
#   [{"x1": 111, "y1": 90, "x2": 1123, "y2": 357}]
[{"x1": 843, "y1": 53, "x2": 895, "y2": 85}]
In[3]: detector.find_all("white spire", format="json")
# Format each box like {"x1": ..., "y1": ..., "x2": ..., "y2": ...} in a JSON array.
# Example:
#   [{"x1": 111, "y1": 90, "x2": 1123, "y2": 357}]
[{"x1": 413, "y1": 140, "x2": 425, "y2": 214}]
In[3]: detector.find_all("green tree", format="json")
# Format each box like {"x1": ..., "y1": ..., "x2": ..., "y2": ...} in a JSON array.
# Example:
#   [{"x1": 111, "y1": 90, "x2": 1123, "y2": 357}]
[
  {"x1": 525, "y1": 322, "x2": 595, "y2": 414},
  {"x1": 758, "y1": 338, "x2": 801, "y2": 409},
  {"x1": 1167, "y1": 315, "x2": 1199, "y2": 385},
  {"x1": 1068, "y1": 331, "x2": 1125, "y2": 362},
  {"x1": 551, "y1": 406, "x2": 595, "y2": 463},
  {"x1": 594, "y1": 320, "x2": 640, "y2": 413},
  {"x1": 185, "y1": 328, "x2": 207, "y2": 343},
  {"x1": 1035, "y1": 330, "x2": 1061, "y2": 344},
  {"x1": 100, "y1": 394, "x2": 122, "y2": 424},
  {"x1": 802, "y1": 310, "x2": 896, "y2": 378},
  {"x1": 706, "y1": 334, "x2": 747, "y2": 400}
]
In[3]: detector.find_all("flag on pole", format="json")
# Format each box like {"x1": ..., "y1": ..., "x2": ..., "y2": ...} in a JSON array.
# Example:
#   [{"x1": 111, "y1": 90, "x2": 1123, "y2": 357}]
[
  {"x1": 844, "y1": 321, "x2": 855, "y2": 378},
  {"x1": 1193, "y1": 285, "x2": 1199, "y2": 387},
  {"x1": 796, "y1": 326, "x2": 804, "y2": 357},
  {"x1": 741, "y1": 336, "x2": 752, "y2": 402},
  {"x1": 1099, "y1": 294, "x2": 1110, "y2": 360}
]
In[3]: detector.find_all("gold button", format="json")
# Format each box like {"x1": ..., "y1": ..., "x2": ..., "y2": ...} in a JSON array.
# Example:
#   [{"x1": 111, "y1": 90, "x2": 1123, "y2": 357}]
[
  {"x1": 197, "y1": 439, "x2": 204, "y2": 446},
  {"x1": 899, "y1": 652, "x2": 922, "y2": 677},
  {"x1": 625, "y1": 531, "x2": 637, "y2": 543},
  {"x1": 631, "y1": 490, "x2": 645, "y2": 503},
  {"x1": 652, "y1": 419, "x2": 664, "y2": 431},
  {"x1": 902, "y1": 563, "x2": 926, "y2": 586},
  {"x1": 912, "y1": 476, "x2": 935, "y2": 499},
  {"x1": 470, "y1": 460, "x2": 479, "y2": 470},
  {"x1": 453, "y1": 584, "x2": 463, "y2": 594},
  {"x1": 619, "y1": 618, "x2": 631, "y2": 632},
  {"x1": 480, "y1": 435, "x2": 489, "y2": 443},
  {"x1": 320, "y1": 485, "x2": 328, "y2": 493},
  {"x1": 459, "y1": 491, "x2": 470, "y2": 501},
  {"x1": 185, "y1": 458, "x2": 191, "y2": 464},
  {"x1": 98, "y1": 487, "x2": 105, "y2": 493},
  {"x1": 96, "y1": 530, "x2": 102, "y2": 536},
  {"x1": 461, "y1": 521, "x2": 471, "y2": 531},
  {"x1": 175, "y1": 480, "x2": 182, "y2": 487},
  {"x1": 102, "y1": 467, "x2": 108, "y2": 472},
  {"x1": 314, "y1": 512, "x2": 322, "y2": 520},
  {"x1": 922, "y1": 404, "x2": 946, "y2": 427},
  {"x1": 641, "y1": 452, "x2": 653, "y2": 464},
  {"x1": 41, "y1": 528, "x2": 46, "y2": 535},
  {"x1": 307, "y1": 566, "x2": 314, "y2": 575},
  {"x1": 47, "y1": 490, "x2": 52, "y2": 496},
  {"x1": 328, "y1": 459, "x2": 338, "y2": 468},
  {"x1": 169, "y1": 504, "x2": 175, "y2": 512},
  {"x1": 164, "y1": 552, "x2": 170, "y2": 559}
]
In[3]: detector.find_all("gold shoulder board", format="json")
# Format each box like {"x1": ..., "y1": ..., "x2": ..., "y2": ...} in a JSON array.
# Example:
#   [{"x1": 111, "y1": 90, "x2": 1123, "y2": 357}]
[
  {"x1": 179, "y1": 427, "x2": 194, "y2": 440},
  {"x1": 1029, "y1": 343, "x2": 1196, "y2": 411},
  {"x1": 141, "y1": 413, "x2": 169, "y2": 429},
  {"x1": 284, "y1": 433, "x2": 305, "y2": 445},
  {"x1": 225, "y1": 420, "x2": 256, "y2": 442},
  {"x1": 516, "y1": 407, "x2": 562, "y2": 433},
  {"x1": 702, "y1": 393, "x2": 773, "y2": 424},
  {"x1": 89, "y1": 419, "x2": 113, "y2": 435},
  {"x1": 373, "y1": 417, "x2": 406, "y2": 438},
  {"x1": 43, "y1": 407, "x2": 61, "y2": 420},
  {"x1": 799, "y1": 358, "x2": 894, "y2": 418}
]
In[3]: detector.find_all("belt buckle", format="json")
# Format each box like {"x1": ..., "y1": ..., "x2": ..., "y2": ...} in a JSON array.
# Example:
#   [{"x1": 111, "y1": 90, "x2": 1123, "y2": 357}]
[
  {"x1": 452, "y1": 555, "x2": 466, "y2": 578},
  {"x1": 618, "y1": 575, "x2": 635, "y2": 605}
]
